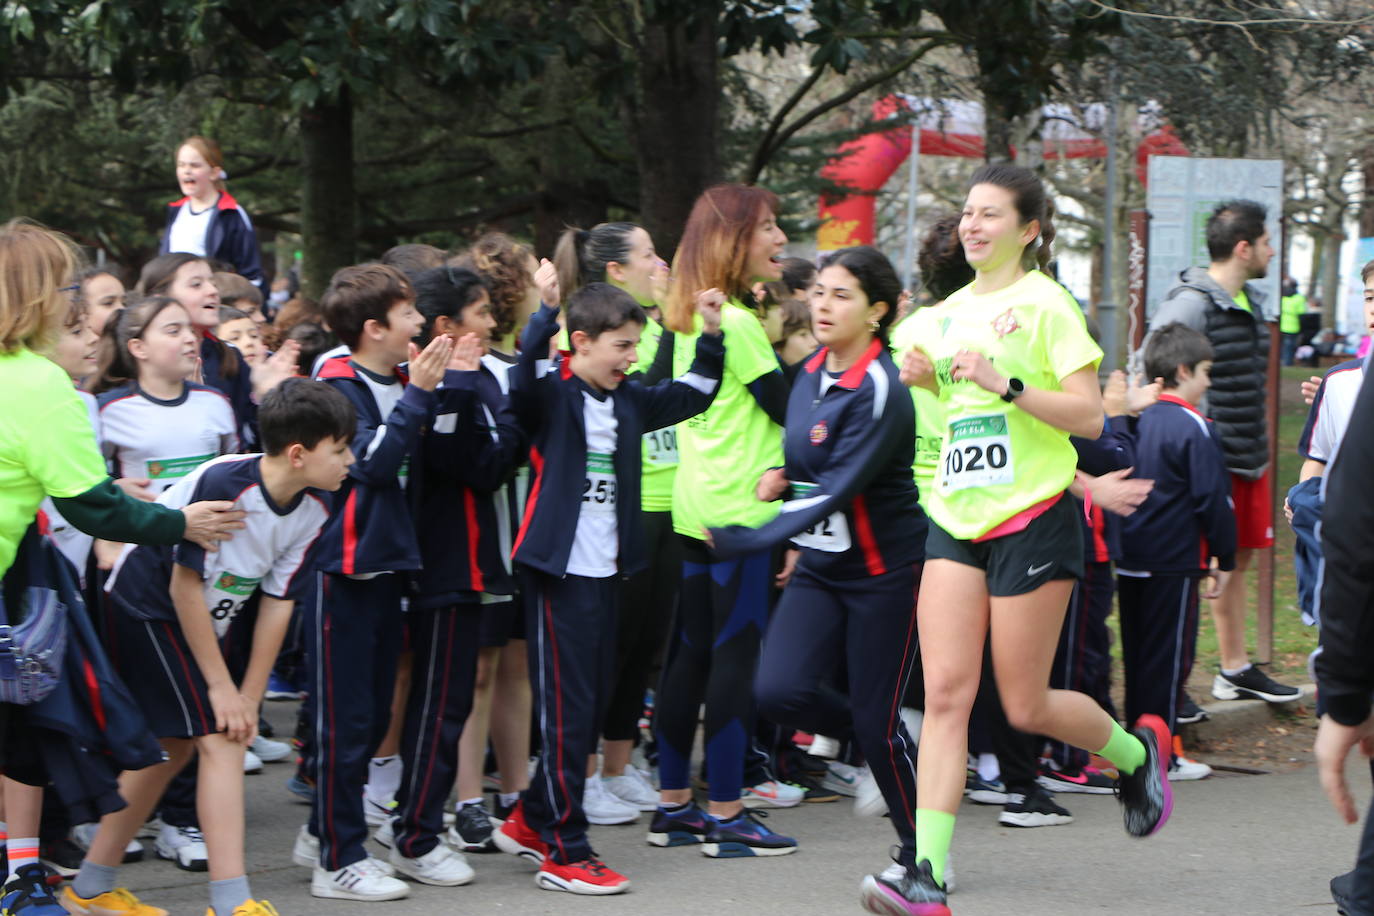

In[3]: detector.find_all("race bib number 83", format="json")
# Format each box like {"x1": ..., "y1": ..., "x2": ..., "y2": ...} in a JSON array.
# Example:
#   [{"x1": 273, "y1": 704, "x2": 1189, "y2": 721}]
[
  {"x1": 939, "y1": 414, "x2": 1014, "y2": 493},
  {"x1": 205, "y1": 571, "x2": 262, "y2": 638}
]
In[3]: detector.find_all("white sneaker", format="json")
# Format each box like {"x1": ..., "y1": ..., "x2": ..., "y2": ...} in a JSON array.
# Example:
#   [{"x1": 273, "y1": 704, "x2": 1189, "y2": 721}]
[
  {"x1": 389, "y1": 843, "x2": 475, "y2": 886},
  {"x1": 821, "y1": 762, "x2": 863, "y2": 797},
  {"x1": 583, "y1": 777, "x2": 639, "y2": 825},
  {"x1": 155, "y1": 823, "x2": 208, "y2": 871},
  {"x1": 740, "y1": 779, "x2": 805, "y2": 808},
  {"x1": 364, "y1": 794, "x2": 397, "y2": 827},
  {"x1": 251, "y1": 734, "x2": 292, "y2": 763},
  {"x1": 373, "y1": 817, "x2": 395, "y2": 849},
  {"x1": 602, "y1": 769, "x2": 658, "y2": 812},
  {"x1": 295, "y1": 825, "x2": 397, "y2": 874},
  {"x1": 71, "y1": 823, "x2": 143, "y2": 859},
  {"x1": 853, "y1": 769, "x2": 887, "y2": 817},
  {"x1": 808, "y1": 734, "x2": 841, "y2": 758},
  {"x1": 1168, "y1": 756, "x2": 1212, "y2": 781},
  {"x1": 312, "y1": 858, "x2": 411, "y2": 901},
  {"x1": 243, "y1": 748, "x2": 264, "y2": 774}
]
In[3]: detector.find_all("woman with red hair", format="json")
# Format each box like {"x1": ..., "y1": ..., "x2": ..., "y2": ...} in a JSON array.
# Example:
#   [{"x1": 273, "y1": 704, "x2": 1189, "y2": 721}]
[{"x1": 649, "y1": 184, "x2": 799, "y2": 859}]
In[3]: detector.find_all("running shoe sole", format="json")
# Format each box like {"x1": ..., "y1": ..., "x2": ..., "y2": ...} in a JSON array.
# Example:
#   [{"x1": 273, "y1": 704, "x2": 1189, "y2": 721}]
[
  {"x1": 492, "y1": 830, "x2": 546, "y2": 865},
  {"x1": 309, "y1": 877, "x2": 410, "y2": 901},
  {"x1": 1210, "y1": 676, "x2": 1303, "y2": 703},
  {"x1": 534, "y1": 871, "x2": 629, "y2": 895},
  {"x1": 998, "y1": 809, "x2": 1074, "y2": 828},
  {"x1": 647, "y1": 830, "x2": 705, "y2": 847},
  {"x1": 701, "y1": 842, "x2": 798, "y2": 858},
  {"x1": 859, "y1": 874, "x2": 950, "y2": 916},
  {"x1": 965, "y1": 788, "x2": 1009, "y2": 805}
]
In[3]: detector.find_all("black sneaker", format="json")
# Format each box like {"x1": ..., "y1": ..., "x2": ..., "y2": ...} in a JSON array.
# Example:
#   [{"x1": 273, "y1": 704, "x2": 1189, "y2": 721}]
[
  {"x1": 1211, "y1": 666, "x2": 1302, "y2": 703},
  {"x1": 998, "y1": 784, "x2": 1074, "y2": 827},
  {"x1": 859, "y1": 858, "x2": 949, "y2": 916},
  {"x1": 1331, "y1": 869, "x2": 1354, "y2": 914},
  {"x1": 1117, "y1": 714, "x2": 1173, "y2": 838},
  {"x1": 491, "y1": 797, "x2": 516, "y2": 822},
  {"x1": 0, "y1": 863, "x2": 64, "y2": 914},
  {"x1": 447, "y1": 802, "x2": 496, "y2": 852},
  {"x1": 1176, "y1": 695, "x2": 1209, "y2": 724},
  {"x1": 789, "y1": 773, "x2": 840, "y2": 803},
  {"x1": 38, "y1": 838, "x2": 85, "y2": 878},
  {"x1": 701, "y1": 809, "x2": 798, "y2": 858}
]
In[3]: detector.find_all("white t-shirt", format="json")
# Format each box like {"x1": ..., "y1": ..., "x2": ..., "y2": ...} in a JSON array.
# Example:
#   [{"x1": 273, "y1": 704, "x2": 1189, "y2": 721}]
[
  {"x1": 565, "y1": 389, "x2": 618, "y2": 578},
  {"x1": 1305, "y1": 361, "x2": 1364, "y2": 462},
  {"x1": 41, "y1": 390, "x2": 100, "y2": 582},
  {"x1": 354, "y1": 363, "x2": 408, "y2": 490},
  {"x1": 98, "y1": 382, "x2": 238, "y2": 493},
  {"x1": 167, "y1": 202, "x2": 215, "y2": 256}
]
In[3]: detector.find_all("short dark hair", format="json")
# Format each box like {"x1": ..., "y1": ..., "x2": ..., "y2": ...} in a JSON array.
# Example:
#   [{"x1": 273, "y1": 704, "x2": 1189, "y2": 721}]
[
  {"x1": 1144, "y1": 321, "x2": 1214, "y2": 388},
  {"x1": 217, "y1": 305, "x2": 251, "y2": 326},
  {"x1": 212, "y1": 271, "x2": 263, "y2": 310},
  {"x1": 286, "y1": 321, "x2": 332, "y2": 376},
  {"x1": 412, "y1": 266, "x2": 490, "y2": 344},
  {"x1": 1206, "y1": 200, "x2": 1267, "y2": 262},
  {"x1": 824, "y1": 245, "x2": 902, "y2": 342},
  {"x1": 382, "y1": 244, "x2": 448, "y2": 280},
  {"x1": 779, "y1": 257, "x2": 817, "y2": 294},
  {"x1": 321, "y1": 263, "x2": 413, "y2": 350},
  {"x1": 566, "y1": 282, "x2": 646, "y2": 339},
  {"x1": 918, "y1": 214, "x2": 973, "y2": 301},
  {"x1": 258, "y1": 378, "x2": 356, "y2": 456},
  {"x1": 1361, "y1": 259, "x2": 1374, "y2": 286}
]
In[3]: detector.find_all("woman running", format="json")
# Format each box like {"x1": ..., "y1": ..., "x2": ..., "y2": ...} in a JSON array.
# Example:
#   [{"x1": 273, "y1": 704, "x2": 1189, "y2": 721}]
[
  {"x1": 651, "y1": 183, "x2": 799, "y2": 857},
  {"x1": 708, "y1": 245, "x2": 923, "y2": 883},
  {"x1": 878, "y1": 164, "x2": 1172, "y2": 915}
]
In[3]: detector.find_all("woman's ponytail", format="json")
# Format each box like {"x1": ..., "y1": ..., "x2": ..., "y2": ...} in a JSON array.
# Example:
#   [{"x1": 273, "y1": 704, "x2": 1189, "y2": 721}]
[{"x1": 554, "y1": 227, "x2": 591, "y2": 301}]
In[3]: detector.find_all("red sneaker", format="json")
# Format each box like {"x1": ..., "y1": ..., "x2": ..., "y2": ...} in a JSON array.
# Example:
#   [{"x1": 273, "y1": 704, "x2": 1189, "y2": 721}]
[
  {"x1": 492, "y1": 802, "x2": 548, "y2": 865},
  {"x1": 535, "y1": 856, "x2": 630, "y2": 895}
]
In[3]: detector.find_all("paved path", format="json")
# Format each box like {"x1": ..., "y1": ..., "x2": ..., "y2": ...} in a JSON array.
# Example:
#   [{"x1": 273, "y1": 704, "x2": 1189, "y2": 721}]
[{"x1": 122, "y1": 706, "x2": 1358, "y2": 915}]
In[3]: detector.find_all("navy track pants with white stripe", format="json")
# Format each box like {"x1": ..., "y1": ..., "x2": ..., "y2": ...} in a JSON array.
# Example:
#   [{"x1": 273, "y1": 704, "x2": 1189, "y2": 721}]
[
  {"x1": 754, "y1": 562, "x2": 922, "y2": 867},
  {"x1": 1118, "y1": 573, "x2": 1200, "y2": 739},
  {"x1": 519, "y1": 566, "x2": 618, "y2": 865},
  {"x1": 305, "y1": 572, "x2": 405, "y2": 870},
  {"x1": 393, "y1": 604, "x2": 482, "y2": 858}
]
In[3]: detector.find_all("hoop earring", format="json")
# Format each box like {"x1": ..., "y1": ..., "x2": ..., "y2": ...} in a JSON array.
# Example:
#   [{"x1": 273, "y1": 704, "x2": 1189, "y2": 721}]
[{"x1": 869, "y1": 318, "x2": 880, "y2": 332}]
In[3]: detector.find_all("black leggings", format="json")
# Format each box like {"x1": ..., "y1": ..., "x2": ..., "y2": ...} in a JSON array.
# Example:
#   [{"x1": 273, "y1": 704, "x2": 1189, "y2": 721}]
[
  {"x1": 603, "y1": 511, "x2": 681, "y2": 743},
  {"x1": 655, "y1": 537, "x2": 771, "y2": 804}
]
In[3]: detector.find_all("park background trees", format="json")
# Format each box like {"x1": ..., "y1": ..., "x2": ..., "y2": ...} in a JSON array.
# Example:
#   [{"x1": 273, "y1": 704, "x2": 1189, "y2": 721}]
[{"x1": 1, "y1": 0, "x2": 1372, "y2": 310}]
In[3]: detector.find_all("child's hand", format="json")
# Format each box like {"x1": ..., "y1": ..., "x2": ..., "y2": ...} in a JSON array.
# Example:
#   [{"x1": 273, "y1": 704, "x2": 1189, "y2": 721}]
[
  {"x1": 1302, "y1": 375, "x2": 1322, "y2": 406},
  {"x1": 651, "y1": 259, "x2": 670, "y2": 305},
  {"x1": 407, "y1": 335, "x2": 455, "y2": 392},
  {"x1": 899, "y1": 346, "x2": 936, "y2": 391},
  {"x1": 93, "y1": 539, "x2": 124, "y2": 571},
  {"x1": 209, "y1": 681, "x2": 258, "y2": 745},
  {"x1": 1203, "y1": 562, "x2": 1231, "y2": 600},
  {"x1": 755, "y1": 467, "x2": 790, "y2": 502},
  {"x1": 251, "y1": 339, "x2": 301, "y2": 399},
  {"x1": 696, "y1": 288, "x2": 725, "y2": 335},
  {"x1": 775, "y1": 549, "x2": 799, "y2": 589},
  {"x1": 535, "y1": 258, "x2": 560, "y2": 307},
  {"x1": 448, "y1": 333, "x2": 483, "y2": 372},
  {"x1": 1127, "y1": 375, "x2": 1163, "y2": 414}
]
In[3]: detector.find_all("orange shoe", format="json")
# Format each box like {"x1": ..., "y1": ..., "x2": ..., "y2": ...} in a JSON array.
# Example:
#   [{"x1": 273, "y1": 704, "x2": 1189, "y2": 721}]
[
  {"x1": 60, "y1": 885, "x2": 168, "y2": 916},
  {"x1": 492, "y1": 801, "x2": 548, "y2": 865}
]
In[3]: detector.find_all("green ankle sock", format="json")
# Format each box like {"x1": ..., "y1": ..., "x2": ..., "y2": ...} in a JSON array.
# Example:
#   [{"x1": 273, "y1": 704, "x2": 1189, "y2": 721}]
[
  {"x1": 914, "y1": 809, "x2": 956, "y2": 886},
  {"x1": 1097, "y1": 721, "x2": 1147, "y2": 775}
]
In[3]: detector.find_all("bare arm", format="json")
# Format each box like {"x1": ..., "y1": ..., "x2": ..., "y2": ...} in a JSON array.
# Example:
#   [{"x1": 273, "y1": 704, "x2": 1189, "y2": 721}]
[
  {"x1": 955, "y1": 351, "x2": 1104, "y2": 439},
  {"x1": 170, "y1": 564, "x2": 255, "y2": 743},
  {"x1": 240, "y1": 596, "x2": 294, "y2": 707}
]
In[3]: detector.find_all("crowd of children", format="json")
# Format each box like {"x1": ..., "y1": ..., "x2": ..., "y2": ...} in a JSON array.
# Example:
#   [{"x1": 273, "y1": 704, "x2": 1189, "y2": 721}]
[{"x1": 0, "y1": 143, "x2": 1318, "y2": 916}]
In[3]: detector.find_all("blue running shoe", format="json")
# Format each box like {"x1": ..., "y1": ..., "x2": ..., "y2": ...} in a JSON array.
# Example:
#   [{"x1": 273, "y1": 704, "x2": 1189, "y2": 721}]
[
  {"x1": 963, "y1": 771, "x2": 1008, "y2": 805},
  {"x1": 266, "y1": 672, "x2": 304, "y2": 701},
  {"x1": 701, "y1": 809, "x2": 797, "y2": 858},
  {"x1": 646, "y1": 802, "x2": 712, "y2": 848},
  {"x1": 286, "y1": 773, "x2": 315, "y2": 803},
  {"x1": 1, "y1": 863, "x2": 67, "y2": 915}
]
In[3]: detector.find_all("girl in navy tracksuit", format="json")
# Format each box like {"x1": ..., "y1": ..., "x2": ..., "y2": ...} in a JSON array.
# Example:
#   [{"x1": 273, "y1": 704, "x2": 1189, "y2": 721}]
[
  {"x1": 162, "y1": 136, "x2": 266, "y2": 295},
  {"x1": 384, "y1": 265, "x2": 527, "y2": 881},
  {"x1": 710, "y1": 246, "x2": 926, "y2": 878},
  {"x1": 1118, "y1": 324, "x2": 1236, "y2": 746},
  {"x1": 492, "y1": 270, "x2": 723, "y2": 896}
]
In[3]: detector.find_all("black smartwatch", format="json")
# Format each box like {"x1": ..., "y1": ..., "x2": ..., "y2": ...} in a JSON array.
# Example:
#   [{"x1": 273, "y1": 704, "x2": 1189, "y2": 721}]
[{"x1": 1000, "y1": 377, "x2": 1025, "y2": 403}]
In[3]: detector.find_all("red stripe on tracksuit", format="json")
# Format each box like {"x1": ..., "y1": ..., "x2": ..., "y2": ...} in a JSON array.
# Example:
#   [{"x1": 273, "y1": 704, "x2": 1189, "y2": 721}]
[
  {"x1": 464, "y1": 489, "x2": 484, "y2": 592},
  {"x1": 851, "y1": 495, "x2": 886, "y2": 576},
  {"x1": 511, "y1": 447, "x2": 545, "y2": 558},
  {"x1": 341, "y1": 490, "x2": 359, "y2": 575}
]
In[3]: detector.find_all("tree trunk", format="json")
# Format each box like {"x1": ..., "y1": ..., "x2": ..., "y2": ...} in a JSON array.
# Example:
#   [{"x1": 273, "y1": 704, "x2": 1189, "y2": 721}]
[
  {"x1": 300, "y1": 89, "x2": 356, "y2": 301},
  {"x1": 1361, "y1": 148, "x2": 1374, "y2": 239},
  {"x1": 631, "y1": 11, "x2": 722, "y2": 260},
  {"x1": 1322, "y1": 229, "x2": 1343, "y2": 328}
]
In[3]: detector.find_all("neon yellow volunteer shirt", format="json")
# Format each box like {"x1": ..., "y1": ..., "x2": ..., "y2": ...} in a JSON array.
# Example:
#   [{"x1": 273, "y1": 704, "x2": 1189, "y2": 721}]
[
  {"x1": 903, "y1": 270, "x2": 1102, "y2": 540},
  {"x1": 1232, "y1": 288, "x2": 1252, "y2": 314},
  {"x1": 636, "y1": 316, "x2": 678, "y2": 512},
  {"x1": 672, "y1": 300, "x2": 783, "y2": 537},
  {"x1": 0, "y1": 347, "x2": 110, "y2": 575}
]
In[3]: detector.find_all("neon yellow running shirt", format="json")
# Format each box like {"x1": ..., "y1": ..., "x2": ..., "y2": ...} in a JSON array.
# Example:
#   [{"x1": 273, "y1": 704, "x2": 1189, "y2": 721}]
[
  {"x1": 636, "y1": 316, "x2": 678, "y2": 512},
  {"x1": 903, "y1": 270, "x2": 1102, "y2": 539},
  {"x1": 672, "y1": 300, "x2": 783, "y2": 537}
]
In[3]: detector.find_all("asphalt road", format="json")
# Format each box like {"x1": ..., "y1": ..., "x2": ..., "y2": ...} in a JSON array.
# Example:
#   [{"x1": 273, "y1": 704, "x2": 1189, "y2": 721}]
[{"x1": 109, "y1": 704, "x2": 1360, "y2": 916}]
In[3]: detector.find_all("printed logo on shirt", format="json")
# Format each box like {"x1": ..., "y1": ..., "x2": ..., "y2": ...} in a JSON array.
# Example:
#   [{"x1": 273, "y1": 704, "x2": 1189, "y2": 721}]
[
  {"x1": 147, "y1": 453, "x2": 215, "y2": 480},
  {"x1": 809, "y1": 421, "x2": 829, "y2": 445},
  {"x1": 991, "y1": 308, "x2": 1021, "y2": 338},
  {"x1": 214, "y1": 572, "x2": 261, "y2": 597}
]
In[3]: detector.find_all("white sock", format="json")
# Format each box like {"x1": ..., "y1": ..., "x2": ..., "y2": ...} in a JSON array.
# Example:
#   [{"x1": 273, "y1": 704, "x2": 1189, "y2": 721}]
[
  {"x1": 365, "y1": 755, "x2": 402, "y2": 803},
  {"x1": 7, "y1": 837, "x2": 39, "y2": 881},
  {"x1": 976, "y1": 753, "x2": 1000, "y2": 782},
  {"x1": 499, "y1": 792, "x2": 520, "y2": 809},
  {"x1": 1221, "y1": 664, "x2": 1252, "y2": 678},
  {"x1": 458, "y1": 797, "x2": 484, "y2": 809}
]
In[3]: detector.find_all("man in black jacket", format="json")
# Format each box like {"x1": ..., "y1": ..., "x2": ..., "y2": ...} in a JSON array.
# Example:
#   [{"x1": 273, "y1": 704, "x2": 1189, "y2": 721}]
[
  {"x1": 1315, "y1": 352, "x2": 1374, "y2": 916},
  {"x1": 1147, "y1": 200, "x2": 1300, "y2": 704}
]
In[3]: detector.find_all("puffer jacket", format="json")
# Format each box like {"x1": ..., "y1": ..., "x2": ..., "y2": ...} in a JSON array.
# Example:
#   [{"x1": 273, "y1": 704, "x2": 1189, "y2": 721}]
[{"x1": 1148, "y1": 267, "x2": 1269, "y2": 478}]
